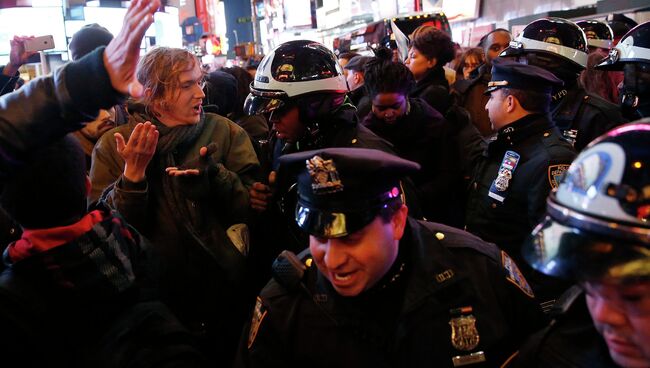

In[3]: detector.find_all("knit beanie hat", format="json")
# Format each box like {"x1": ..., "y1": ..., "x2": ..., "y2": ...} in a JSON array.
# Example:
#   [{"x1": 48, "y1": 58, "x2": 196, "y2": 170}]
[{"x1": 69, "y1": 23, "x2": 114, "y2": 61}]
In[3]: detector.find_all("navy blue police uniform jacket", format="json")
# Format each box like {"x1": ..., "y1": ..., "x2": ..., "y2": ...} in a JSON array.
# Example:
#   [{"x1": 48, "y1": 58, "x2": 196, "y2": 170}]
[
  {"x1": 551, "y1": 86, "x2": 626, "y2": 152},
  {"x1": 464, "y1": 113, "x2": 576, "y2": 262},
  {"x1": 236, "y1": 218, "x2": 547, "y2": 368}
]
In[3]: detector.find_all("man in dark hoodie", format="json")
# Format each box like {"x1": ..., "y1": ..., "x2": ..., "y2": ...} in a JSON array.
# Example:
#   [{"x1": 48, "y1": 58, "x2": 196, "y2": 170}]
[{"x1": 362, "y1": 55, "x2": 464, "y2": 227}]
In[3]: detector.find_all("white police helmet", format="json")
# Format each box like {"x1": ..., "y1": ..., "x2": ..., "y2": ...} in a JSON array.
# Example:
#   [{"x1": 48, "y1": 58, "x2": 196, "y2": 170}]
[
  {"x1": 597, "y1": 21, "x2": 650, "y2": 71},
  {"x1": 244, "y1": 40, "x2": 348, "y2": 115},
  {"x1": 523, "y1": 120, "x2": 650, "y2": 282},
  {"x1": 501, "y1": 17, "x2": 589, "y2": 71}
]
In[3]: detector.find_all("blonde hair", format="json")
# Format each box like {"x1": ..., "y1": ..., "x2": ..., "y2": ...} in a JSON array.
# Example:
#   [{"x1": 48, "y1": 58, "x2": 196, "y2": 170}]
[{"x1": 136, "y1": 47, "x2": 200, "y2": 114}]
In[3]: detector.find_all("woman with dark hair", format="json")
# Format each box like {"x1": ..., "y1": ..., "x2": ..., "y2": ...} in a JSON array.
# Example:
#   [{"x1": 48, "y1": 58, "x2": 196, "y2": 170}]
[
  {"x1": 362, "y1": 49, "x2": 464, "y2": 226},
  {"x1": 222, "y1": 65, "x2": 269, "y2": 142},
  {"x1": 406, "y1": 25, "x2": 456, "y2": 114},
  {"x1": 455, "y1": 47, "x2": 485, "y2": 81}
]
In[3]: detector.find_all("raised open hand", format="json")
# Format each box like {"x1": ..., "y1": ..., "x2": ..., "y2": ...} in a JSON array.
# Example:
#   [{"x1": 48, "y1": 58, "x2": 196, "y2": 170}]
[
  {"x1": 103, "y1": 0, "x2": 160, "y2": 97},
  {"x1": 115, "y1": 121, "x2": 159, "y2": 182}
]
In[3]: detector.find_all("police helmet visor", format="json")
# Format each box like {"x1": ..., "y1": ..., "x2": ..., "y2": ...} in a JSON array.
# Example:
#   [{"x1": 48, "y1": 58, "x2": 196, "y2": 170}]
[
  {"x1": 244, "y1": 89, "x2": 288, "y2": 115},
  {"x1": 524, "y1": 212, "x2": 650, "y2": 283},
  {"x1": 295, "y1": 204, "x2": 380, "y2": 239}
]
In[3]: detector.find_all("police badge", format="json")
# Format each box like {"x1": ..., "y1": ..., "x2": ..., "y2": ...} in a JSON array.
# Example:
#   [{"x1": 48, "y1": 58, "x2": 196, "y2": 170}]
[
  {"x1": 449, "y1": 307, "x2": 480, "y2": 351},
  {"x1": 488, "y1": 151, "x2": 520, "y2": 203},
  {"x1": 306, "y1": 155, "x2": 344, "y2": 194}
]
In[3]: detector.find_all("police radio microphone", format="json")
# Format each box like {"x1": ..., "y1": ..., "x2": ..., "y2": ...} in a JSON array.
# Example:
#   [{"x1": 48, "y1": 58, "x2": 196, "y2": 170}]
[{"x1": 272, "y1": 250, "x2": 339, "y2": 326}]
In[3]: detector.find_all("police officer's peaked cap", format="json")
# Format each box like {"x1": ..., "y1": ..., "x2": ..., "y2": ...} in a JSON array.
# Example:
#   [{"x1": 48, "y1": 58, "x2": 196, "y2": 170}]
[
  {"x1": 485, "y1": 58, "x2": 564, "y2": 95},
  {"x1": 278, "y1": 148, "x2": 420, "y2": 238},
  {"x1": 343, "y1": 56, "x2": 373, "y2": 72}
]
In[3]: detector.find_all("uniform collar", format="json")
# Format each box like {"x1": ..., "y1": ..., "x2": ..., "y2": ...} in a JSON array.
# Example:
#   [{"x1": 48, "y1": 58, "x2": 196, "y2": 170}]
[
  {"x1": 312, "y1": 218, "x2": 473, "y2": 315},
  {"x1": 492, "y1": 113, "x2": 554, "y2": 148}
]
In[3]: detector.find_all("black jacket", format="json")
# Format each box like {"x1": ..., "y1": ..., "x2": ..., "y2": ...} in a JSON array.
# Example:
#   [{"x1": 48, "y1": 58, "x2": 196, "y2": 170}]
[
  {"x1": 452, "y1": 64, "x2": 493, "y2": 137},
  {"x1": 410, "y1": 66, "x2": 451, "y2": 114},
  {"x1": 551, "y1": 85, "x2": 626, "y2": 151},
  {"x1": 349, "y1": 86, "x2": 372, "y2": 120},
  {"x1": 362, "y1": 98, "x2": 464, "y2": 226},
  {"x1": 250, "y1": 105, "x2": 396, "y2": 279},
  {"x1": 237, "y1": 219, "x2": 547, "y2": 368},
  {"x1": 506, "y1": 286, "x2": 618, "y2": 368},
  {"x1": 0, "y1": 207, "x2": 206, "y2": 368},
  {"x1": 464, "y1": 114, "x2": 575, "y2": 253}
]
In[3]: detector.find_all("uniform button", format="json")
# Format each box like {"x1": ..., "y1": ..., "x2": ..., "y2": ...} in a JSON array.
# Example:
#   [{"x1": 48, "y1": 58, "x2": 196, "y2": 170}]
[
  {"x1": 351, "y1": 138, "x2": 358, "y2": 144},
  {"x1": 543, "y1": 132, "x2": 550, "y2": 137},
  {"x1": 9, "y1": 228, "x2": 15, "y2": 235},
  {"x1": 491, "y1": 203, "x2": 497, "y2": 208},
  {"x1": 583, "y1": 95, "x2": 589, "y2": 100},
  {"x1": 435, "y1": 232, "x2": 445, "y2": 240},
  {"x1": 473, "y1": 182, "x2": 478, "y2": 190},
  {"x1": 305, "y1": 258, "x2": 313, "y2": 267}
]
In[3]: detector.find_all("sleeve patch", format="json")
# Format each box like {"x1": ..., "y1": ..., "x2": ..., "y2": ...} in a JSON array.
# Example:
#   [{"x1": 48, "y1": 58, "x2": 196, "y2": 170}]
[
  {"x1": 548, "y1": 164, "x2": 570, "y2": 190},
  {"x1": 247, "y1": 296, "x2": 268, "y2": 349},
  {"x1": 501, "y1": 251, "x2": 535, "y2": 298}
]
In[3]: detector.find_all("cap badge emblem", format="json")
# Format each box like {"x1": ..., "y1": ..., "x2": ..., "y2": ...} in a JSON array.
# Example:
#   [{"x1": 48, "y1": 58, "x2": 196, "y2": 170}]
[{"x1": 306, "y1": 155, "x2": 344, "y2": 194}]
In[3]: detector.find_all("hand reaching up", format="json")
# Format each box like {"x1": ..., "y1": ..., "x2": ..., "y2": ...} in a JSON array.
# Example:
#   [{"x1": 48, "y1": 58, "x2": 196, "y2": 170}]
[{"x1": 103, "y1": 0, "x2": 160, "y2": 97}]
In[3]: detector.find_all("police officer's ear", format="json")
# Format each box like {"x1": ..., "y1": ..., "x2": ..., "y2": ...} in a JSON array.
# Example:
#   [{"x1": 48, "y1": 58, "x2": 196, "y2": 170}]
[
  {"x1": 391, "y1": 204, "x2": 409, "y2": 241},
  {"x1": 505, "y1": 94, "x2": 518, "y2": 113}
]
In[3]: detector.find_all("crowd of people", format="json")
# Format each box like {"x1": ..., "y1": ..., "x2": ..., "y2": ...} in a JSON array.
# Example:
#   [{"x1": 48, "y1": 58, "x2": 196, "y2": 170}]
[{"x1": 0, "y1": 0, "x2": 649, "y2": 367}]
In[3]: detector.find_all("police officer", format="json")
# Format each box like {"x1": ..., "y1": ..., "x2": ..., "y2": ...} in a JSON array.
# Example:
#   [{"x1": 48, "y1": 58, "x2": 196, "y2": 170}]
[
  {"x1": 236, "y1": 147, "x2": 547, "y2": 368},
  {"x1": 244, "y1": 40, "x2": 395, "y2": 286},
  {"x1": 506, "y1": 120, "x2": 650, "y2": 368},
  {"x1": 464, "y1": 58, "x2": 576, "y2": 305},
  {"x1": 597, "y1": 21, "x2": 650, "y2": 120},
  {"x1": 501, "y1": 17, "x2": 626, "y2": 151}
]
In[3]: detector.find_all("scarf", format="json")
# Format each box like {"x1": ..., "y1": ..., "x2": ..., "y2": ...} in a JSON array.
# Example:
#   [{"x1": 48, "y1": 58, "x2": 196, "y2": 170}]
[{"x1": 4, "y1": 209, "x2": 144, "y2": 297}]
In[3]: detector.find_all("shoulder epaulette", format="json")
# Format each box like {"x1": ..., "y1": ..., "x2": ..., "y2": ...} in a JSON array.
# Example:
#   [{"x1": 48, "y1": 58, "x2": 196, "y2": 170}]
[{"x1": 417, "y1": 220, "x2": 501, "y2": 262}]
